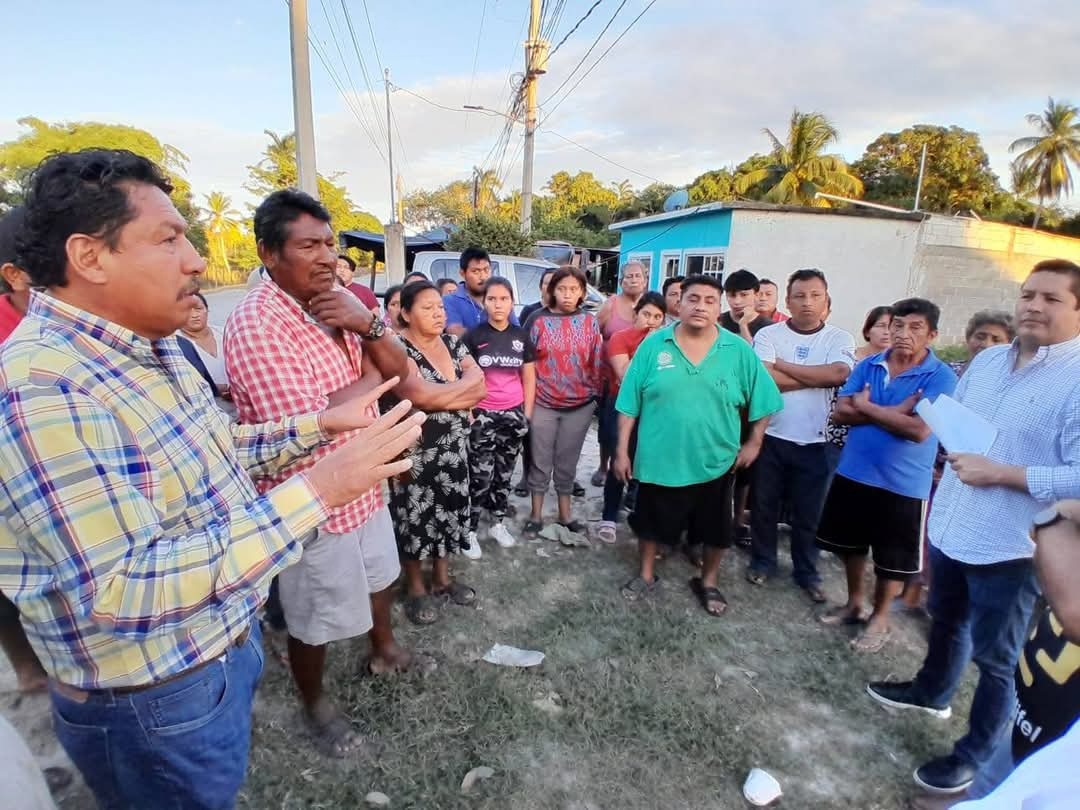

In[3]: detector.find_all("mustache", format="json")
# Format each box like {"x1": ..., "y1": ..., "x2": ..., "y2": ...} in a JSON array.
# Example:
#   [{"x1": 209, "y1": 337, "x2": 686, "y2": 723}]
[{"x1": 178, "y1": 282, "x2": 200, "y2": 301}]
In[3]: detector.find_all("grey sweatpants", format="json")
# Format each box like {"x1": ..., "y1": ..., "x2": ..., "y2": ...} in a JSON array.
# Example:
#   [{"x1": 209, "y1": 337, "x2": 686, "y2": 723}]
[{"x1": 528, "y1": 402, "x2": 596, "y2": 495}]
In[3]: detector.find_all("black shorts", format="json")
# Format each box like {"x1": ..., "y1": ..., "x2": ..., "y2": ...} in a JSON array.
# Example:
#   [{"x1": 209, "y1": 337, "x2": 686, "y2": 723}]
[
  {"x1": 0, "y1": 590, "x2": 19, "y2": 622},
  {"x1": 816, "y1": 474, "x2": 925, "y2": 581},
  {"x1": 630, "y1": 473, "x2": 734, "y2": 549}
]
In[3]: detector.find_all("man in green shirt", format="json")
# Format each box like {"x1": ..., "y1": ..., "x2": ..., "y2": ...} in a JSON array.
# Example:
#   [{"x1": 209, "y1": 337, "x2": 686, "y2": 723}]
[{"x1": 614, "y1": 275, "x2": 783, "y2": 616}]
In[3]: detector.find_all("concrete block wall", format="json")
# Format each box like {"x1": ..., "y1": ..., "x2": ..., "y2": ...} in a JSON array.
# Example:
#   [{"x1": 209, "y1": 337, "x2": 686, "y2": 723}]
[{"x1": 913, "y1": 216, "x2": 1080, "y2": 343}]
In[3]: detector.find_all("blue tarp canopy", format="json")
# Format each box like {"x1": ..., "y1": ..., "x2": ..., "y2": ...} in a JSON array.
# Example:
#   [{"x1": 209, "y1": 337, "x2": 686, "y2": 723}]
[{"x1": 339, "y1": 226, "x2": 452, "y2": 263}]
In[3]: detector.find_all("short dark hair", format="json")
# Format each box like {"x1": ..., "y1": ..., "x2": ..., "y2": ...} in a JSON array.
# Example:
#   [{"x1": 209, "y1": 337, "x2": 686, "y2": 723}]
[
  {"x1": 891, "y1": 297, "x2": 941, "y2": 332},
  {"x1": 459, "y1": 246, "x2": 490, "y2": 271},
  {"x1": 1028, "y1": 258, "x2": 1080, "y2": 305},
  {"x1": 17, "y1": 149, "x2": 173, "y2": 288},
  {"x1": 397, "y1": 279, "x2": 438, "y2": 328},
  {"x1": 383, "y1": 283, "x2": 403, "y2": 305},
  {"x1": 723, "y1": 268, "x2": 759, "y2": 294},
  {"x1": 483, "y1": 276, "x2": 515, "y2": 301},
  {"x1": 635, "y1": 291, "x2": 666, "y2": 314},
  {"x1": 786, "y1": 268, "x2": 828, "y2": 296},
  {"x1": 435, "y1": 278, "x2": 458, "y2": 294},
  {"x1": 861, "y1": 305, "x2": 893, "y2": 341},
  {"x1": 682, "y1": 274, "x2": 725, "y2": 297},
  {"x1": 758, "y1": 278, "x2": 777, "y2": 288},
  {"x1": 662, "y1": 275, "x2": 685, "y2": 295},
  {"x1": 965, "y1": 310, "x2": 1015, "y2": 341},
  {"x1": 336, "y1": 253, "x2": 356, "y2": 272},
  {"x1": 404, "y1": 271, "x2": 428, "y2": 285},
  {"x1": 539, "y1": 268, "x2": 556, "y2": 288},
  {"x1": 545, "y1": 265, "x2": 587, "y2": 309},
  {"x1": 253, "y1": 189, "x2": 331, "y2": 255},
  {"x1": 0, "y1": 205, "x2": 27, "y2": 267}
]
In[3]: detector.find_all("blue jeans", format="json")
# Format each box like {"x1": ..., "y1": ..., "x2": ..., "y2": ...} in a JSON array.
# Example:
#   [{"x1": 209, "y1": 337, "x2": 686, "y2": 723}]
[
  {"x1": 49, "y1": 623, "x2": 264, "y2": 810},
  {"x1": 912, "y1": 546, "x2": 1038, "y2": 767},
  {"x1": 967, "y1": 720, "x2": 1016, "y2": 799},
  {"x1": 748, "y1": 435, "x2": 832, "y2": 588}
]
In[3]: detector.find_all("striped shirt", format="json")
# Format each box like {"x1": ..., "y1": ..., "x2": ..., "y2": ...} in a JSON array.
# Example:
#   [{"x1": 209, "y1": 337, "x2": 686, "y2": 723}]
[
  {"x1": 929, "y1": 336, "x2": 1080, "y2": 565},
  {"x1": 224, "y1": 279, "x2": 382, "y2": 533},
  {"x1": 0, "y1": 292, "x2": 330, "y2": 689}
]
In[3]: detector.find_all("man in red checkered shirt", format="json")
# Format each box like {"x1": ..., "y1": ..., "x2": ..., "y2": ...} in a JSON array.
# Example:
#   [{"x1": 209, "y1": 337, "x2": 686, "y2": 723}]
[{"x1": 225, "y1": 190, "x2": 418, "y2": 757}]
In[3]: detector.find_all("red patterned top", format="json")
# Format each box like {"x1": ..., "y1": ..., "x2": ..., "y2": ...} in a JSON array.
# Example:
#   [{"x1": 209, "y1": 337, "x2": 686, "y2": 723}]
[
  {"x1": 525, "y1": 309, "x2": 603, "y2": 410},
  {"x1": 224, "y1": 280, "x2": 382, "y2": 533}
]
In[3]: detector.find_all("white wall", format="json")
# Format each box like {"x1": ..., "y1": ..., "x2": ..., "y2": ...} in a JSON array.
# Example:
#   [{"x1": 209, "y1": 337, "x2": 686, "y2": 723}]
[{"x1": 725, "y1": 210, "x2": 922, "y2": 339}]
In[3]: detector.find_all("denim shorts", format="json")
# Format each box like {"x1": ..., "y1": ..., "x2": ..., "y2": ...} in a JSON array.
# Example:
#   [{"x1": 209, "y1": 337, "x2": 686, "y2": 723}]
[{"x1": 49, "y1": 622, "x2": 264, "y2": 810}]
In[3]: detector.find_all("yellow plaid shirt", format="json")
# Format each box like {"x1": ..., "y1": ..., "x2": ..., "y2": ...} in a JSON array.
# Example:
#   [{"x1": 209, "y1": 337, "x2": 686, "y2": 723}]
[{"x1": 0, "y1": 292, "x2": 330, "y2": 689}]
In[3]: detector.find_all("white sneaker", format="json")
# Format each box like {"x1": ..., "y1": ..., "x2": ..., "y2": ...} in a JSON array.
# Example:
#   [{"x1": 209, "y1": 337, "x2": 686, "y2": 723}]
[
  {"x1": 462, "y1": 531, "x2": 482, "y2": 560},
  {"x1": 489, "y1": 522, "x2": 517, "y2": 548}
]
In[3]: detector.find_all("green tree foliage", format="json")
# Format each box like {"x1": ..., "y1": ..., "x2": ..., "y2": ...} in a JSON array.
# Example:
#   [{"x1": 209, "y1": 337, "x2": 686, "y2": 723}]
[
  {"x1": 245, "y1": 130, "x2": 382, "y2": 234},
  {"x1": 1009, "y1": 97, "x2": 1080, "y2": 228},
  {"x1": 445, "y1": 212, "x2": 535, "y2": 257},
  {"x1": 688, "y1": 169, "x2": 735, "y2": 204},
  {"x1": 612, "y1": 182, "x2": 675, "y2": 220},
  {"x1": 0, "y1": 117, "x2": 207, "y2": 252},
  {"x1": 542, "y1": 171, "x2": 618, "y2": 222},
  {"x1": 735, "y1": 110, "x2": 863, "y2": 206},
  {"x1": 854, "y1": 125, "x2": 1000, "y2": 213},
  {"x1": 401, "y1": 169, "x2": 503, "y2": 230}
]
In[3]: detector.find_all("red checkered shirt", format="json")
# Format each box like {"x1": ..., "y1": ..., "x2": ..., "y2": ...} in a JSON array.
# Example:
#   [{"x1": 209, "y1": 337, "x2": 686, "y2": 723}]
[{"x1": 224, "y1": 280, "x2": 382, "y2": 533}]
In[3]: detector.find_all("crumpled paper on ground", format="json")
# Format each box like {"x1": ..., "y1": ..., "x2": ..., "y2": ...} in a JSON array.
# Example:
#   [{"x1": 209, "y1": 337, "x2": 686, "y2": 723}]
[
  {"x1": 481, "y1": 644, "x2": 545, "y2": 667},
  {"x1": 539, "y1": 523, "x2": 590, "y2": 547}
]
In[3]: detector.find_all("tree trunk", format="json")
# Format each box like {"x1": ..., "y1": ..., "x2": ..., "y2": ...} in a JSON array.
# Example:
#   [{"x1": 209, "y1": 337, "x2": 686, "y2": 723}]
[{"x1": 219, "y1": 233, "x2": 231, "y2": 273}]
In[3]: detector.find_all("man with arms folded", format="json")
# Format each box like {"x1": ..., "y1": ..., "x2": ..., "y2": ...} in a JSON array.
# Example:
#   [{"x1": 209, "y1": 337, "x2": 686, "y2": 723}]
[
  {"x1": 867, "y1": 260, "x2": 1080, "y2": 796},
  {"x1": 0, "y1": 149, "x2": 422, "y2": 809}
]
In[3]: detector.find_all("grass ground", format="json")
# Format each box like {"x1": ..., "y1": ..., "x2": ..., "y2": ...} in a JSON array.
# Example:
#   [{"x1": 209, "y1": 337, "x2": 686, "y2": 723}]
[{"x1": 2, "y1": 433, "x2": 976, "y2": 809}]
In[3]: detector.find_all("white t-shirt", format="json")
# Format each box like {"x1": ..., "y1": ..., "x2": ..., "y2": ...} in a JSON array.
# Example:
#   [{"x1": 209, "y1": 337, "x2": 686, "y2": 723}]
[{"x1": 753, "y1": 322, "x2": 856, "y2": 445}]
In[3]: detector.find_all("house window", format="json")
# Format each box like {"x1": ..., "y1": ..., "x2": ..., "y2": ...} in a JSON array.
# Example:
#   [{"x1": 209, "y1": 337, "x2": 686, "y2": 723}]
[
  {"x1": 684, "y1": 250, "x2": 725, "y2": 280},
  {"x1": 660, "y1": 251, "x2": 681, "y2": 279}
]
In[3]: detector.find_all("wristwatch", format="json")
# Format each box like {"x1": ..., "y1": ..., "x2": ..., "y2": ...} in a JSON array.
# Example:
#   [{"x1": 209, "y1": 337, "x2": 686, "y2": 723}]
[
  {"x1": 1030, "y1": 505, "x2": 1066, "y2": 540},
  {"x1": 361, "y1": 316, "x2": 386, "y2": 341}
]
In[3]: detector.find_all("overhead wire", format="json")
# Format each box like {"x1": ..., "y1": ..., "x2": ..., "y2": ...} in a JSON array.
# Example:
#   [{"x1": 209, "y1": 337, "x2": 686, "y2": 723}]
[
  {"x1": 464, "y1": 0, "x2": 490, "y2": 136},
  {"x1": 540, "y1": 0, "x2": 657, "y2": 127},
  {"x1": 540, "y1": 0, "x2": 627, "y2": 108},
  {"x1": 339, "y1": 0, "x2": 390, "y2": 145},
  {"x1": 542, "y1": 128, "x2": 663, "y2": 184},
  {"x1": 547, "y1": 0, "x2": 604, "y2": 58}
]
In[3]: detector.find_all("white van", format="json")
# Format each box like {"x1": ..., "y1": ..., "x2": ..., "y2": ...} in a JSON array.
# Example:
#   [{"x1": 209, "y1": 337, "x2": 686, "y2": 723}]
[{"x1": 407, "y1": 251, "x2": 604, "y2": 317}]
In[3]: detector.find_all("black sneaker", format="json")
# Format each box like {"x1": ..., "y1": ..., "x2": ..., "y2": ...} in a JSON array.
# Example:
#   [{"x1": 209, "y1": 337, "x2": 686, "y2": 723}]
[
  {"x1": 866, "y1": 681, "x2": 952, "y2": 719},
  {"x1": 913, "y1": 754, "x2": 976, "y2": 795},
  {"x1": 572, "y1": 482, "x2": 586, "y2": 497}
]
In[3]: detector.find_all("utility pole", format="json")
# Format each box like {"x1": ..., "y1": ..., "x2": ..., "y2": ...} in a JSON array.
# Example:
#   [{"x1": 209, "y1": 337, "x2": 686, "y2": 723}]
[
  {"x1": 472, "y1": 166, "x2": 481, "y2": 211},
  {"x1": 383, "y1": 67, "x2": 406, "y2": 283},
  {"x1": 913, "y1": 143, "x2": 928, "y2": 211},
  {"x1": 288, "y1": 0, "x2": 318, "y2": 198},
  {"x1": 520, "y1": 0, "x2": 547, "y2": 234}
]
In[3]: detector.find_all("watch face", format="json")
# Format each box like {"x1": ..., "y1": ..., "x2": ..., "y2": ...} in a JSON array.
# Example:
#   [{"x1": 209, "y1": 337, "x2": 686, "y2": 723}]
[{"x1": 1031, "y1": 506, "x2": 1060, "y2": 530}]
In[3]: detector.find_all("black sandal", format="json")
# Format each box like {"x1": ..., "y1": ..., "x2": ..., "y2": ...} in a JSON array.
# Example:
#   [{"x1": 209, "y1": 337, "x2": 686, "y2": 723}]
[
  {"x1": 621, "y1": 575, "x2": 660, "y2": 601},
  {"x1": 433, "y1": 581, "x2": 477, "y2": 606},
  {"x1": 689, "y1": 576, "x2": 728, "y2": 617},
  {"x1": 559, "y1": 520, "x2": 587, "y2": 534},
  {"x1": 523, "y1": 519, "x2": 543, "y2": 535},
  {"x1": 405, "y1": 594, "x2": 441, "y2": 625}
]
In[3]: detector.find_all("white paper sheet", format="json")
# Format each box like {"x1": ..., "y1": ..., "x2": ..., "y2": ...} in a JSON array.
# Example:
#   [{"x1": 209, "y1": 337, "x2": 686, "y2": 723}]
[{"x1": 915, "y1": 394, "x2": 997, "y2": 455}]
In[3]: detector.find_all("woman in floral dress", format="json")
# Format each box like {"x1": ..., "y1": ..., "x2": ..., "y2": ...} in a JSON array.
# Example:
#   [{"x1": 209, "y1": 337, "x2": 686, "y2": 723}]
[{"x1": 386, "y1": 281, "x2": 487, "y2": 625}]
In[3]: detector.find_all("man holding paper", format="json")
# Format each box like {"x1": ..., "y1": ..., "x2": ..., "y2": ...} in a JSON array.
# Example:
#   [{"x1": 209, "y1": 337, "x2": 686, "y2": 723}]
[{"x1": 867, "y1": 259, "x2": 1080, "y2": 797}]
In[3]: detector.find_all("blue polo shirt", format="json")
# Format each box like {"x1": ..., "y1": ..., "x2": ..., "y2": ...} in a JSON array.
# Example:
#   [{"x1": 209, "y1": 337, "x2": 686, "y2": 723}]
[
  {"x1": 443, "y1": 285, "x2": 519, "y2": 331},
  {"x1": 837, "y1": 349, "x2": 958, "y2": 499}
]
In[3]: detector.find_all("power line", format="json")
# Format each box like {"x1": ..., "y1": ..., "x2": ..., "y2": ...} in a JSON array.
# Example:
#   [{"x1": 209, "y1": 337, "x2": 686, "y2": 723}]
[
  {"x1": 339, "y1": 0, "x2": 389, "y2": 144},
  {"x1": 547, "y1": 0, "x2": 604, "y2": 58},
  {"x1": 465, "y1": 0, "x2": 489, "y2": 115},
  {"x1": 541, "y1": 0, "x2": 627, "y2": 107},
  {"x1": 541, "y1": 0, "x2": 657, "y2": 127},
  {"x1": 359, "y1": 0, "x2": 384, "y2": 71},
  {"x1": 542, "y1": 128, "x2": 662, "y2": 184}
]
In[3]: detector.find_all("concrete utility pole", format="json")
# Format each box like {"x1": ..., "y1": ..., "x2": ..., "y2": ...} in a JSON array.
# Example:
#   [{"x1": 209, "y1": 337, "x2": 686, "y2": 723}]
[
  {"x1": 520, "y1": 0, "x2": 547, "y2": 234},
  {"x1": 288, "y1": 0, "x2": 319, "y2": 198},
  {"x1": 383, "y1": 67, "x2": 406, "y2": 283},
  {"x1": 913, "y1": 143, "x2": 928, "y2": 211}
]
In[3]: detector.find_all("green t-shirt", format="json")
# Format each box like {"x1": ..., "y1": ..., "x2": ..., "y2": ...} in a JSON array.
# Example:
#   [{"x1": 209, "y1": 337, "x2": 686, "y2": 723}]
[{"x1": 615, "y1": 323, "x2": 783, "y2": 487}]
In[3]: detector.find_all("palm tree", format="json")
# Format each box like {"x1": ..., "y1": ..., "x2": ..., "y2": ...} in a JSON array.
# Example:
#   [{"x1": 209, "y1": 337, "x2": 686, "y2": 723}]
[
  {"x1": 203, "y1": 192, "x2": 241, "y2": 273},
  {"x1": 734, "y1": 110, "x2": 863, "y2": 206},
  {"x1": 612, "y1": 179, "x2": 635, "y2": 203},
  {"x1": 1009, "y1": 97, "x2": 1080, "y2": 228}
]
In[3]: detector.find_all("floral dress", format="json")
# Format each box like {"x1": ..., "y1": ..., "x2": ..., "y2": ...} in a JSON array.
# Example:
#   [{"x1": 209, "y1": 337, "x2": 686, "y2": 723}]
[{"x1": 388, "y1": 334, "x2": 472, "y2": 560}]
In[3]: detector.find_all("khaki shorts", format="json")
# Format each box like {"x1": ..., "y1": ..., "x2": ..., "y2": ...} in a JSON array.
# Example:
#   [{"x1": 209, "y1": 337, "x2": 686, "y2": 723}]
[{"x1": 277, "y1": 506, "x2": 401, "y2": 646}]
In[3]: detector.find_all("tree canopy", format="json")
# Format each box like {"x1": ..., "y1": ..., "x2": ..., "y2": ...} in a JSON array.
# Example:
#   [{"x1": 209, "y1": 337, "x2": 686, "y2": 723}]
[{"x1": 1008, "y1": 97, "x2": 1080, "y2": 227}]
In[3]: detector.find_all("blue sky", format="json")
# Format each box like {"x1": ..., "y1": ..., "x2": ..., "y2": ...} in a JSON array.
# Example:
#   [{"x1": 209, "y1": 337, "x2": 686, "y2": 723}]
[{"x1": 3, "y1": 1, "x2": 1078, "y2": 221}]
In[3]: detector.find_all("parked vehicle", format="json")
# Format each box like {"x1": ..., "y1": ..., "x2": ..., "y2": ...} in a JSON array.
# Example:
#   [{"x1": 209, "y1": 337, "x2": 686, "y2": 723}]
[{"x1": 401, "y1": 251, "x2": 604, "y2": 316}]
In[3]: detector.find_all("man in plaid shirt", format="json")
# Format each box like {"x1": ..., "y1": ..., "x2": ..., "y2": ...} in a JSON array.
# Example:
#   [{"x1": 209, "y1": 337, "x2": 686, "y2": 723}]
[
  {"x1": 225, "y1": 189, "x2": 422, "y2": 758},
  {"x1": 0, "y1": 150, "x2": 422, "y2": 809}
]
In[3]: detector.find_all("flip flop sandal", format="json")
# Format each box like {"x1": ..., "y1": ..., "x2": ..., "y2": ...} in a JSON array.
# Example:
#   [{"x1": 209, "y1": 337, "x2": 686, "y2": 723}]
[
  {"x1": 818, "y1": 606, "x2": 870, "y2": 626},
  {"x1": 404, "y1": 594, "x2": 441, "y2": 626},
  {"x1": 559, "y1": 520, "x2": 587, "y2": 535},
  {"x1": 745, "y1": 570, "x2": 767, "y2": 586},
  {"x1": 850, "y1": 629, "x2": 891, "y2": 653},
  {"x1": 804, "y1": 584, "x2": 828, "y2": 604},
  {"x1": 433, "y1": 581, "x2": 477, "y2": 606},
  {"x1": 523, "y1": 519, "x2": 544, "y2": 535},
  {"x1": 621, "y1": 575, "x2": 660, "y2": 601},
  {"x1": 689, "y1": 576, "x2": 729, "y2": 617},
  {"x1": 572, "y1": 483, "x2": 586, "y2": 497},
  {"x1": 514, "y1": 484, "x2": 529, "y2": 497},
  {"x1": 305, "y1": 713, "x2": 366, "y2": 759}
]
